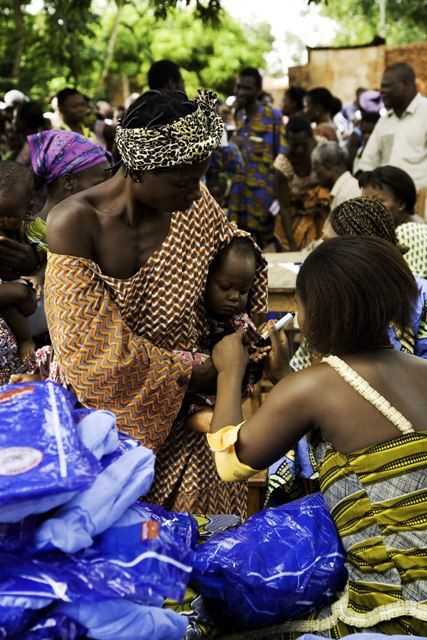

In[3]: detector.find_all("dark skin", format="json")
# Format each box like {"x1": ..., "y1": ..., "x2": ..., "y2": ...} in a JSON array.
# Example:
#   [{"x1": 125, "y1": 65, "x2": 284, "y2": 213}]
[
  {"x1": 210, "y1": 301, "x2": 427, "y2": 472},
  {"x1": 380, "y1": 69, "x2": 417, "y2": 118},
  {"x1": 47, "y1": 157, "x2": 219, "y2": 393},
  {"x1": 275, "y1": 131, "x2": 316, "y2": 250},
  {"x1": 362, "y1": 184, "x2": 425, "y2": 227},
  {"x1": 0, "y1": 189, "x2": 39, "y2": 280},
  {"x1": 59, "y1": 92, "x2": 89, "y2": 133},
  {"x1": 303, "y1": 96, "x2": 331, "y2": 125},
  {"x1": 205, "y1": 252, "x2": 255, "y2": 318},
  {"x1": 234, "y1": 75, "x2": 260, "y2": 118}
]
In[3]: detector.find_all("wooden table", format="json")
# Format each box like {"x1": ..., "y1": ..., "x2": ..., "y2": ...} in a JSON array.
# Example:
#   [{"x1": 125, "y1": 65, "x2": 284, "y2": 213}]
[{"x1": 265, "y1": 251, "x2": 307, "y2": 312}]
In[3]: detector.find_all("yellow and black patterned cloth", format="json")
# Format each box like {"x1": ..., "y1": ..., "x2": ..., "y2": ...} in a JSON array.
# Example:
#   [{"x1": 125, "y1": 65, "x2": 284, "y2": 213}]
[
  {"x1": 396, "y1": 221, "x2": 427, "y2": 279},
  {"x1": 218, "y1": 431, "x2": 427, "y2": 640}
]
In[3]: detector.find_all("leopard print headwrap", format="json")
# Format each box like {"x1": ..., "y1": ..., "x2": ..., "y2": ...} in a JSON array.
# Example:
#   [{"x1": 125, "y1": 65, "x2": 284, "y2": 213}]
[{"x1": 115, "y1": 89, "x2": 224, "y2": 172}]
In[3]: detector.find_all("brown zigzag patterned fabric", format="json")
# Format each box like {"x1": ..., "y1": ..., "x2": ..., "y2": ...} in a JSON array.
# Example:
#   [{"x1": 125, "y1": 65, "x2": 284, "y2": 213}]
[{"x1": 45, "y1": 186, "x2": 268, "y2": 516}]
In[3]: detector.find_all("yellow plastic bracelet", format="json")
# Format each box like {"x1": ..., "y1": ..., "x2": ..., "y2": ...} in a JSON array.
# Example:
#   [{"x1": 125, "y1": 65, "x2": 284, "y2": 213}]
[{"x1": 207, "y1": 423, "x2": 262, "y2": 482}]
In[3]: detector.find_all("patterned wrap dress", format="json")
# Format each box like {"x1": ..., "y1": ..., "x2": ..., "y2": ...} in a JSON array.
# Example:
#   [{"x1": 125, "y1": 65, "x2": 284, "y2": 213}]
[{"x1": 44, "y1": 186, "x2": 268, "y2": 517}]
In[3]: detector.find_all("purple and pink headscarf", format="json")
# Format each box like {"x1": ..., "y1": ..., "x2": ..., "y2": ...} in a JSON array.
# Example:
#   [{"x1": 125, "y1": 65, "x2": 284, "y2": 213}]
[{"x1": 28, "y1": 130, "x2": 111, "y2": 184}]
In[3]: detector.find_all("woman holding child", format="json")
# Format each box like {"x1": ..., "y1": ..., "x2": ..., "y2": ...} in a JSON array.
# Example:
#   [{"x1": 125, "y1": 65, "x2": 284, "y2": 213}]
[{"x1": 45, "y1": 90, "x2": 268, "y2": 517}]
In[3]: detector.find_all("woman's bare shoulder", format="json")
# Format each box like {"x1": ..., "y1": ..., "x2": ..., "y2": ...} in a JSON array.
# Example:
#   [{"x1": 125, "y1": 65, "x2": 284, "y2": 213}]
[{"x1": 46, "y1": 194, "x2": 98, "y2": 258}]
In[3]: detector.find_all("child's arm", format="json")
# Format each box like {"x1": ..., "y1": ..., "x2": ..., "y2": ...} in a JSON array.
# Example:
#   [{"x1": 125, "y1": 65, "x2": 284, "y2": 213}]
[
  {"x1": 23, "y1": 262, "x2": 46, "y2": 300},
  {"x1": 0, "y1": 281, "x2": 37, "y2": 316}
]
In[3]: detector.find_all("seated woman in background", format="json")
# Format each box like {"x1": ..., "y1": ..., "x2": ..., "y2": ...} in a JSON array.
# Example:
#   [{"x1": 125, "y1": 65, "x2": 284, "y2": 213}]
[
  {"x1": 360, "y1": 164, "x2": 427, "y2": 278},
  {"x1": 208, "y1": 236, "x2": 427, "y2": 637},
  {"x1": 274, "y1": 115, "x2": 330, "y2": 250}
]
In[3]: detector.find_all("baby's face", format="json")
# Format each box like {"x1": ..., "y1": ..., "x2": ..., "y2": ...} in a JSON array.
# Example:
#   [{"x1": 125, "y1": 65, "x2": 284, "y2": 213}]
[
  {"x1": 205, "y1": 252, "x2": 256, "y2": 318},
  {"x1": 0, "y1": 193, "x2": 29, "y2": 231}
]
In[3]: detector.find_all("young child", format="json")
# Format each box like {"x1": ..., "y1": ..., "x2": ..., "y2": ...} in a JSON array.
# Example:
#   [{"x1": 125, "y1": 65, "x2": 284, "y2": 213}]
[
  {"x1": 0, "y1": 161, "x2": 47, "y2": 367},
  {"x1": 185, "y1": 236, "x2": 263, "y2": 432}
]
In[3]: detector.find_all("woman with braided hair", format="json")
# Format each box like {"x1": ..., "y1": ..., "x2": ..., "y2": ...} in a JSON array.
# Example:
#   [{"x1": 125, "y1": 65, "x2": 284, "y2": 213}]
[{"x1": 45, "y1": 89, "x2": 268, "y2": 516}]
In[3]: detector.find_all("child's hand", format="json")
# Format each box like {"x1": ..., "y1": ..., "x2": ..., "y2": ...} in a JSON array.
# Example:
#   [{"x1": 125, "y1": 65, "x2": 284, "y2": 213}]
[
  {"x1": 212, "y1": 331, "x2": 249, "y2": 375},
  {"x1": 23, "y1": 274, "x2": 43, "y2": 300},
  {"x1": 10, "y1": 372, "x2": 41, "y2": 384},
  {"x1": 248, "y1": 344, "x2": 271, "y2": 364}
]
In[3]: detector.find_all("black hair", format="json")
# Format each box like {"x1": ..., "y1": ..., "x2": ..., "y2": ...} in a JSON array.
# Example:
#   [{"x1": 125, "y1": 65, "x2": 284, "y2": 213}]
[
  {"x1": 331, "y1": 96, "x2": 342, "y2": 117},
  {"x1": 306, "y1": 87, "x2": 334, "y2": 114},
  {"x1": 56, "y1": 88, "x2": 81, "y2": 110},
  {"x1": 286, "y1": 114, "x2": 313, "y2": 138},
  {"x1": 384, "y1": 62, "x2": 416, "y2": 84},
  {"x1": 285, "y1": 86, "x2": 306, "y2": 111},
  {"x1": 147, "y1": 59, "x2": 182, "y2": 90},
  {"x1": 358, "y1": 166, "x2": 417, "y2": 215},
  {"x1": 14, "y1": 101, "x2": 47, "y2": 131},
  {"x1": 330, "y1": 196, "x2": 398, "y2": 246},
  {"x1": 121, "y1": 90, "x2": 196, "y2": 129},
  {"x1": 0, "y1": 161, "x2": 34, "y2": 198},
  {"x1": 296, "y1": 236, "x2": 417, "y2": 355},
  {"x1": 360, "y1": 108, "x2": 381, "y2": 124},
  {"x1": 209, "y1": 237, "x2": 257, "y2": 274},
  {"x1": 238, "y1": 67, "x2": 262, "y2": 90}
]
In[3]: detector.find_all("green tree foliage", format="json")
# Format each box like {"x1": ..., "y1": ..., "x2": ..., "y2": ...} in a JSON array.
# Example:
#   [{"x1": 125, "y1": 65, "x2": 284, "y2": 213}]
[
  {"x1": 309, "y1": 0, "x2": 427, "y2": 46},
  {"x1": 0, "y1": 0, "x2": 272, "y2": 104},
  {"x1": 94, "y1": 3, "x2": 273, "y2": 99}
]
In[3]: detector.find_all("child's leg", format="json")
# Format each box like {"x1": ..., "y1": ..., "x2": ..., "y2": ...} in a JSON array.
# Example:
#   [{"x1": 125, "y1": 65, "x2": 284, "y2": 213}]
[{"x1": 2, "y1": 306, "x2": 35, "y2": 360}]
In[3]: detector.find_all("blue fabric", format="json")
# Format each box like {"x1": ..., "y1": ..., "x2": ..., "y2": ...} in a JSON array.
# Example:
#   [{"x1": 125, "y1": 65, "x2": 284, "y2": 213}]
[
  {"x1": 388, "y1": 275, "x2": 427, "y2": 359},
  {"x1": 298, "y1": 636, "x2": 426, "y2": 640},
  {"x1": 35, "y1": 444, "x2": 155, "y2": 553},
  {"x1": 57, "y1": 599, "x2": 188, "y2": 640}
]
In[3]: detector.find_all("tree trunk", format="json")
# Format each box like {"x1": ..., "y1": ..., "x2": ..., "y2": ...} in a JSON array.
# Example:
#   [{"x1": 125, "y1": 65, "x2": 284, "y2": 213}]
[
  {"x1": 98, "y1": 0, "x2": 125, "y2": 93},
  {"x1": 11, "y1": 0, "x2": 25, "y2": 80}
]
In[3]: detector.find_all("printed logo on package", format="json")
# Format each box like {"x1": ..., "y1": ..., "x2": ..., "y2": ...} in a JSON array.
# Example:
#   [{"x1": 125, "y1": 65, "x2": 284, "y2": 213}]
[{"x1": 0, "y1": 446, "x2": 43, "y2": 475}]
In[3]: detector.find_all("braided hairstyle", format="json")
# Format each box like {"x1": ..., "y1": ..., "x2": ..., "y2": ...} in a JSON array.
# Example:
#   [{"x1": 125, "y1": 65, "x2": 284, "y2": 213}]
[
  {"x1": 330, "y1": 197, "x2": 400, "y2": 247},
  {"x1": 118, "y1": 90, "x2": 197, "y2": 178}
]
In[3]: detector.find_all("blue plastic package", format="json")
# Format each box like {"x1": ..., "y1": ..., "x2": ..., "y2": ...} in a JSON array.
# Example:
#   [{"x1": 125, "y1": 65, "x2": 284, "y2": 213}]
[
  {"x1": 35, "y1": 444, "x2": 156, "y2": 553},
  {"x1": 20, "y1": 611, "x2": 85, "y2": 639},
  {"x1": 0, "y1": 382, "x2": 100, "y2": 523},
  {"x1": 77, "y1": 505, "x2": 194, "y2": 603},
  {"x1": 0, "y1": 604, "x2": 36, "y2": 637},
  {"x1": 191, "y1": 493, "x2": 347, "y2": 628},
  {"x1": 57, "y1": 598, "x2": 188, "y2": 640},
  {"x1": 119, "y1": 503, "x2": 198, "y2": 550}
]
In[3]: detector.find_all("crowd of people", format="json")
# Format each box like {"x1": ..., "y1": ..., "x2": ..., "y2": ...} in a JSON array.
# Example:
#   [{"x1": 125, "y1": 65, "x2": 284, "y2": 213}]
[{"x1": 0, "y1": 55, "x2": 426, "y2": 638}]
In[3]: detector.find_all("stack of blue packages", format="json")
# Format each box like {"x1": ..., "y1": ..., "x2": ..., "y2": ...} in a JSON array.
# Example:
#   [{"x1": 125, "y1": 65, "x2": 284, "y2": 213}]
[{"x1": 0, "y1": 382, "x2": 195, "y2": 640}]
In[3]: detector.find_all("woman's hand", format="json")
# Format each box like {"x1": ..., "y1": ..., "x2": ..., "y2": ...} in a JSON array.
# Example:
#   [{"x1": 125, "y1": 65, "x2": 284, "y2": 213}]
[
  {"x1": 264, "y1": 321, "x2": 291, "y2": 384},
  {"x1": 212, "y1": 331, "x2": 249, "y2": 376}
]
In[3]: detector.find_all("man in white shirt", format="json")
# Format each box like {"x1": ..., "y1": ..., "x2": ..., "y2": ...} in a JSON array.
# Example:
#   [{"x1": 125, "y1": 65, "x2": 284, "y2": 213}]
[
  {"x1": 357, "y1": 62, "x2": 427, "y2": 190},
  {"x1": 312, "y1": 141, "x2": 361, "y2": 210}
]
